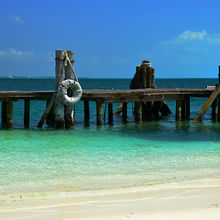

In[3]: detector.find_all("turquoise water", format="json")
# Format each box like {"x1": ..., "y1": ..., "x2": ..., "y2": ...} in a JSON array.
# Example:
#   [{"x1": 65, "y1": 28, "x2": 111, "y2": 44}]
[{"x1": 0, "y1": 78, "x2": 220, "y2": 202}]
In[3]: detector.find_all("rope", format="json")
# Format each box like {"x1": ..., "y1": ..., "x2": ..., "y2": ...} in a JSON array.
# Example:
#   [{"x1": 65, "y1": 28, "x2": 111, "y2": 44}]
[{"x1": 64, "y1": 50, "x2": 78, "y2": 82}]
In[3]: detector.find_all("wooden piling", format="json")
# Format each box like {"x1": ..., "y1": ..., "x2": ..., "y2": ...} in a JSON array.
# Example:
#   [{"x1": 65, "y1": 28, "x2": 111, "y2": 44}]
[
  {"x1": 38, "y1": 95, "x2": 55, "y2": 128},
  {"x1": 176, "y1": 100, "x2": 182, "y2": 121},
  {"x1": 141, "y1": 66, "x2": 147, "y2": 88},
  {"x1": 5, "y1": 101, "x2": 13, "y2": 128},
  {"x1": 108, "y1": 103, "x2": 113, "y2": 125},
  {"x1": 46, "y1": 99, "x2": 55, "y2": 127},
  {"x1": 181, "y1": 100, "x2": 186, "y2": 120},
  {"x1": 122, "y1": 102, "x2": 127, "y2": 122},
  {"x1": 84, "y1": 100, "x2": 90, "y2": 125},
  {"x1": 2, "y1": 101, "x2": 6, "y2": 126},
  {"x1": 96, "y1": 99, "x2": 102, "y2": 126},
  {"x1": 176, "y1": 100, "x2": 186, "y2": 121},
  {"x1": 24, "y1": 99, "x2": 30, "y2": 128},
  {"x1": 64, "y1": 50, "x2": 75, "y2": 128},
  {"x1": 146, "y1": 67, "x2": 151, "y2": 88},
  {"x1": 135, "y1": 102, "x2": 142, "y2": 123},
  {"x1": 185, "y1": 96, "x2": 190, "y2": 118},
  {"x1": 151, "y1": 68, "x2": 155, "y2": 88},
  {"x1": 212, "y1": 99, "x2": 218, "y2": 121},
  {"x1": 55, "y1": 50, "x2": 65, "y2": 128}
]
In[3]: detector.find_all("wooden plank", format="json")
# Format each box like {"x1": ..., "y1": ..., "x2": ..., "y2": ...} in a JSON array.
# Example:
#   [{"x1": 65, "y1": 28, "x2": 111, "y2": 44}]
[
  {"x1": 38, "y1": 95, "x2": 55, "y2": 128},
  {"x1": 0, "y1": 88, "x2": 215, "y2": 101},
  {"x1": 46, "y1": 99, "x2": 55, "y2": 126},
  {"x1": 193, "y1": 84, "x2": 220, "y2": 122},
  {"x1": 24, "y1": 99, "x2": 30, "y2": 128}
]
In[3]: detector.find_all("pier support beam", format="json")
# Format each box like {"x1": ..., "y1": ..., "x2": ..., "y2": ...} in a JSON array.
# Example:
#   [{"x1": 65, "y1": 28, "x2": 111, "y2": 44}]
[
  {"x1": 135, "y1": 102, "x2": 142, "y2": 123},
  {"x1": 185, "y1": 96, "x2": 190, "y2": 119},
  {"x1": 64, "y1": 50, "x2": 75, "y2": 129},
  {"x1": 122, "y1": 103, "x2": 127, "y2": 123},
  {"x1": 96, "y1": 99, "x2": 102, "y2": 126},
  {"x1": 55, "y1": 50, "x2": 65, "y2": 129},
  {"x1": 46, "y1": 99, "x2": 55, "y2": 127},
  {"x1": 176, "y1": 100, "x2": 185, "y2": 121},
  {"x1": 2, "y1": 101, "x2": 6, "y2": 126},
  {"x1": 3, "y1": 101, "x2": 13, "y2": 128},
  {"x1": 212, "y1": 99, "x2": 218, "y2": 122},
  {"x1": 84, "y1": 101, "x2": 90, "y2": 125},
  {"x1": 193, "y1": 84, "x2": 220, "y2": 122},
  {"x1": 24, "y1": 99, "x2": 30, "y2": 128},
  {"x1": 108, "y1": 103, "x2": 113, "y2": 125}
]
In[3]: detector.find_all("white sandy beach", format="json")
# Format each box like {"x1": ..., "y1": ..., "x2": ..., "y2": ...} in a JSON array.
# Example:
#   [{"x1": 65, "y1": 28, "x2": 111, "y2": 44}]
[{"x1": 1, "y1": 180, "x2": 220, "y2": 220}]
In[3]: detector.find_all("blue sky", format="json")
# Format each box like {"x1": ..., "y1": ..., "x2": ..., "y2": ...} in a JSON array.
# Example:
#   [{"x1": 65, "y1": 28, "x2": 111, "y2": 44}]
[{"x1": 1, "y1": 0, "x2": 220, "y2": 78}]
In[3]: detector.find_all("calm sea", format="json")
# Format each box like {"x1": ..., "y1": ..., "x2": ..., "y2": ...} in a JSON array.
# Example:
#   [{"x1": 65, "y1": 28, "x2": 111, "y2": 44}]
[{"x1": 0, "y1": 78, "x2": 220, "y2": 206}]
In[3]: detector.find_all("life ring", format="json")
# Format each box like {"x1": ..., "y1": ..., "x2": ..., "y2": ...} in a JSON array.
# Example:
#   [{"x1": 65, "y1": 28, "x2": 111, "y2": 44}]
[{"x1": 56, "y1": 79, "x2": 82, "y2": 106}]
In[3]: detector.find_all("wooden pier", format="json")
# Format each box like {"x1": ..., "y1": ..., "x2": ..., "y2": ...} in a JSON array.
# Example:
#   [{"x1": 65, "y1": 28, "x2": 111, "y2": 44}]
[
  {"x1": 0, "y1": 87, "x2": 216, "y2": 128},
  {"x1": 1, "y1": 50, "x2": 220, "y2": 128}
]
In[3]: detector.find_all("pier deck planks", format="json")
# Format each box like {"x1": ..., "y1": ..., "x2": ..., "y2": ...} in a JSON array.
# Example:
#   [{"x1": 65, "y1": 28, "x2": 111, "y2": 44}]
[{"x1": 0, "y1": 88, "x2": 215, "y2": 102}]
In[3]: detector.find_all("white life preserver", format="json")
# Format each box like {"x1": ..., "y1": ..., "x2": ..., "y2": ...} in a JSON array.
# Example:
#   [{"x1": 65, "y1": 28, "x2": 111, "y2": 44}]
[{"x1": 56, "y1": 79, "x2": 82, "y2": 106}]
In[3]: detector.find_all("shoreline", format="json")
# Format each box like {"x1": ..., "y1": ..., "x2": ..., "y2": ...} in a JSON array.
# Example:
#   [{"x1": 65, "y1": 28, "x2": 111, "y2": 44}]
[{"x1": 1, "y1": 178, "x2": 220, "y2": 219}]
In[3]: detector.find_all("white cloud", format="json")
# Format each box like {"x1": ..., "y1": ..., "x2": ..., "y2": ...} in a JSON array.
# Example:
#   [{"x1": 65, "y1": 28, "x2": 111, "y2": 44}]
[
  {"x1": 178, "y1": 30, "x2": 207, "y2": 40},
  {"x1": 161, "y1": 30, "x2": 220, "y2": 46},
  {"x1": 0, "y1": 48, "x2": 34, "y2": 57},
  {"x1": 8, "y1": 14, "x2": 24, "y2": 24}
]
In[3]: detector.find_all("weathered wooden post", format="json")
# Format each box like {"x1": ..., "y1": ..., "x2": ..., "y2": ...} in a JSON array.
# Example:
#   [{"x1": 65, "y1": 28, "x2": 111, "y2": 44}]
[
  {"x1": 46, "y1": 99, "x2": 55, "y2": 126},
  {"x1": 135, "y1": 102, "x2": 142, "y2": 123},
  {"x1": 84, "y1": 100, "x2": 90, "y2": 125},
  {"x1": 24, "y1": 99, "x2": 30, "y2": 128},
  {"x1": 212, "y1": 99, "x2": 218, "y2": 121},
  {"x1": 176, "y1": 100, "x2": 182, "y2": 121},
  {"x1": 2, "y1": 102, "x2": 6, "y2": 126},
  {"x1": 122, "y1": 102, "x2": 127, "y2": 122},
  {"x1": 96, "y1": 99, "x2": 102, "y2": 126},
  {"x1": 55, "y1": 50, "x2": 65, "y2": 128},
  {"x1": 130, "y1": 60, "x2": 171, "y2": 122},
  {"x1": 5, "y1": 100, "x2": 13, "y2": 128},
  {"x1": 185, "y1": 96, "x2": 190, "y2": 118},
  {"x1": 64, "y1": 50, "x2": 75, "y2": 128},
  {"x1": 108, "y1": 103, "x2": 113, "y2": 125}
]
